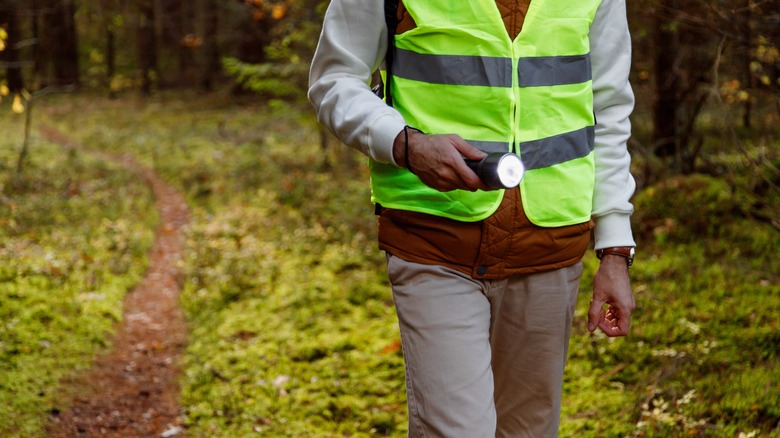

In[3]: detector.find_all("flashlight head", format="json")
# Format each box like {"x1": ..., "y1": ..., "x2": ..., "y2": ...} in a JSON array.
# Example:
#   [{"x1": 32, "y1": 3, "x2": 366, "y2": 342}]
[{"x1": 466, "y1": 152, "x2": 525, "y2": 189}]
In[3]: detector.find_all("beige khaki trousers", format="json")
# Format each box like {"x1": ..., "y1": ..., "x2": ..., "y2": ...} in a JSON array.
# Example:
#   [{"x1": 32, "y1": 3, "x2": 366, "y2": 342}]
[{"x1": 386, "y1": 255, "x2": 582, "y2": 438}]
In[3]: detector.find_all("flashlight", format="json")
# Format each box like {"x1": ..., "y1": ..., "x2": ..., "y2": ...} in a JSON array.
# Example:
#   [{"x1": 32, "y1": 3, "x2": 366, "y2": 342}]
[{"x1": 465, "y1": 152, "x2": 525, "y2": 189}]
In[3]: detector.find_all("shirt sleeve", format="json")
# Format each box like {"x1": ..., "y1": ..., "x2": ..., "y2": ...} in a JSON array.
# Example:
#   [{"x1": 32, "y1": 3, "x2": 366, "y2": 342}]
[
  {"x1": 308, "y1": 0, "x2": 406, "y2": 165},
  {"x1": 589, "y1": 0, "x2": 637, "y2": 249}
]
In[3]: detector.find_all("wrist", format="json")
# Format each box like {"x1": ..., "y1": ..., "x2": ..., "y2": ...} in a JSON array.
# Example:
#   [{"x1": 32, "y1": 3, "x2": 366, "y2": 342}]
[
  {"x1": 392, "y1": 126, "x2": 424, "y2": 171},
  {"x1": 596, "y1": 246, "x2": 635, "y2": 268},
  {"x1": 392, "y1": 130, "x2": 406, "y2": 167}
]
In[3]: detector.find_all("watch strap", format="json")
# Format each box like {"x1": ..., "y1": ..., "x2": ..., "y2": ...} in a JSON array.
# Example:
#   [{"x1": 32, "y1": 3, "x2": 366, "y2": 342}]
[{"x1": 596, "y1": 247, "x2": 635, "y2": 268}]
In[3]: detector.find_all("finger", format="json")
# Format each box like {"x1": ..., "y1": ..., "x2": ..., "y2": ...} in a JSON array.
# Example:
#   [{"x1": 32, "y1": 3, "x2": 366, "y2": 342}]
[
  {"x1": 599, "y1": 308, "x2": 630, "y2": 337},
  {"x1": 455, "y1": 164, "x2": 485, "y2": 191},
  {"x1": 451, "y1": 136, "x2": 487, "y2": 161},
  {"x1": 461, "y1": 163, "x2": 495, "y2": 191},
  {"x1": 443, "y1": 151, "x2": 486, "y2": 191},
  {"x1": 609, "y1": 303, "x2": 632, "y2": 334},
  {"x1": 601, "y1": 321, "x2": 628, "y2": 337},
  {"x1": 587, "y1": 299, "x2": 605, "y2": 332},
  {"x1": 599, "y1": 320, "x2": 625, "y2": 337},
  {"x1": 450, "y1": 140, "x2": 492, "y2": 189},
  {"x1": 421, "y1": 167, "x2": 468, "y2": 192},
  {"x1": 451, "y1": 154, "x2": 494, "y2": 191},
  {"x1": 616, "y1": 311, "x2": 631, "y2": 335},
  {"x1": 414, "y1": 135, "x2": 490, "y2": 191}
]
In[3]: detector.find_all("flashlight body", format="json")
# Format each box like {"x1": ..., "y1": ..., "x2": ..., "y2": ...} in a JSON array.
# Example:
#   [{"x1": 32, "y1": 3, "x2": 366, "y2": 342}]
[
  {"x1": 465, "y1": 152, "x2": 524, "y2": 189},
  {"x1": 464, "y1": 158, "x2": 486, "y2": 180}
]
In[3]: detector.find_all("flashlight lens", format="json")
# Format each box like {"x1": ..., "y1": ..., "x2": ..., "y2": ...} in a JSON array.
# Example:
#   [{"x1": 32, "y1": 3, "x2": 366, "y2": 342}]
[{"x1": 497, "y1": 154, "x2": 524, "y2": 188}]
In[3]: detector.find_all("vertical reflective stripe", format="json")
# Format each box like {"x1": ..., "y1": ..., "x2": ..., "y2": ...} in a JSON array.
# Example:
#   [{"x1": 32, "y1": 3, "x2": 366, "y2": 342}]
[
  {"x1": 393, "y1": 48, "x2": 512, "y2": 87},
  {"x1": 519, "y1": 126, "x2": 595, "y2": 170},
  {"x1": 518, "y1": 54, "x2": 592, "y2": 87}
]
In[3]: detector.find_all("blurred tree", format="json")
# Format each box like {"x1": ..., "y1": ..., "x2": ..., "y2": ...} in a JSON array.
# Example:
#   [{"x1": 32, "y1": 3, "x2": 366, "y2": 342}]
[
  {"x1": 201, "y1": 0, "x2": 220, "y2": 91},
  {"x1": 84, "y1": 0, "x2": 125, "y2": 97},
  {"x1": 629, "y1": 0, "x2": 779, "y2": 178},
  {"x1": 0, "y1": 0, "x2": 24, "y2": 92},
  {"x1": 39, "y1": 0, "x2": 80, "y2": 87},
  {"x1": 158, "y1": 0, "x2": 197, "y2": 85},
  {"x1": 650, "y1": 0, "x2": 681, "y2": 165},
  {"x1": 222, "y1": 0, "x2": 327, "y2": 99},
  {"x1": 0, "y1": 0, "x2": 774, "y2": 173},
  {"x1": 234, "y1": 0, "x2": 273, "y2": 65},
  {"x1": 647, "y1": 0, "x2": 718, "y2": 174},
  {"x1": 136, "y1": 0, "x2": 157, "y2": 94}
]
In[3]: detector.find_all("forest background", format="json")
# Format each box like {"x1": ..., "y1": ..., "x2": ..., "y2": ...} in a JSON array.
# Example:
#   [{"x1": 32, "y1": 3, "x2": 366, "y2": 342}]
[{"x1": 0, "y1": 0, "x2": 779, "y2": 436}]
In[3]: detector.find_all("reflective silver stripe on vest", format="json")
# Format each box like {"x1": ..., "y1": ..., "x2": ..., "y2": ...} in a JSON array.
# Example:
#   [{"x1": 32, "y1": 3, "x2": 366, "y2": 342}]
[
  {"x1": 467, "y1": 126, "x2": 593, "y2": 169},
  {"x1": 467, "y1": 140, "x2": 510, "y2": 154},
  {"x1": 393, "y1": 48, "x2": 512, "y2": 87},
  {"x1": 393, "y1": 49, "x2": 591, "y2": 87},
  {"x1": 518, "y1": 54, "x2": 592, "y2": 87},
  {"x1": 518, "y1": 126, "x2": 595, "y2": 170}
]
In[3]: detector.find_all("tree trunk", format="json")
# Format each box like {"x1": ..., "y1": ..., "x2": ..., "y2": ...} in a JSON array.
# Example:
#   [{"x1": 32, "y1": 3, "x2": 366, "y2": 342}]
[
  {"x1": 159, "y1": 0, "x2": 196, "y2": 86},
  {"x1": 161, "y1": 0, "x2": 195, "y2": 85},
  {"x1": 741, "y1": 0, "x2": 754, "y2": 129},
  {"x1": 61, "y1": 0, "x2": 79, "y2": 86},
  {"x1": 107, "y1": 26, "x2": 116, "y2": 98},
  {"x1": 236, "y1": 7, "x2": 271, "y2": 65},
  {"x1": 0, "y1": 0, "x2": 25, "y2": 92},
  {"x1": 30, "y1": 0, "x2": 42, "y2": 84},
  {"x1": 41, "y1": 0, "x2": 79, "y2": 87},
  {"x1": 201, "y1": 0, "x2": 219, "y2": 91},
  {"x1": 652, "y1": 0, "x2": 679, "y2": 162},
  {"x1": 137, "y1": 0, "x2": 158, "y2": 95}
]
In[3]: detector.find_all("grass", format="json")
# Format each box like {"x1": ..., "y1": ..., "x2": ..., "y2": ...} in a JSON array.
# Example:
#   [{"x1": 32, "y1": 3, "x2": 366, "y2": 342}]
[
  {"x1": 0, "y1": 92, "x2": 777, "y2": 436},
  {"x1": 0, "y1": 103, "x2": 157, "y2": 436}
]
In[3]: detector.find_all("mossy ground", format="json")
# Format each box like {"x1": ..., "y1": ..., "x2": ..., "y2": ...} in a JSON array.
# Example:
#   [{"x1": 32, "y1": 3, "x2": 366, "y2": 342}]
[
  {"x1": 0, "y1": 101, "x2": 157, "y2": 436},
  {"x1": 1, "y1": 93, "x2": 777, "y2": 436}
]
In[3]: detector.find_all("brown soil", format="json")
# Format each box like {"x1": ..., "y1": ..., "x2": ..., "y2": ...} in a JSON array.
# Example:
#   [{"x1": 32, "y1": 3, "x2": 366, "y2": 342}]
[{"x1": 40, "y1": 126, "x2": 190, "y2": 438}]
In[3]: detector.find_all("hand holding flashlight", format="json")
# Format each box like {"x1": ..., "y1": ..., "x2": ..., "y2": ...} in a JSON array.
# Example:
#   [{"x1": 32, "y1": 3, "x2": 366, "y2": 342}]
[
  {"x1": 464, "y1": 152, "x2": 525, "y2": 189},
  {"x1": 393, "y1": 128, "x2": 525, "y2": 191},
  {"x1": 393, "y1": 130, "x2": 491, "y2": 192}
]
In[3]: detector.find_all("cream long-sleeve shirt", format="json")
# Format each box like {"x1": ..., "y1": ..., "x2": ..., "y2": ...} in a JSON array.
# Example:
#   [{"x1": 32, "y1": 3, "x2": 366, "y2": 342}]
[{"x1": 308, "y1": 0, "x2": 637, "y2": 249}]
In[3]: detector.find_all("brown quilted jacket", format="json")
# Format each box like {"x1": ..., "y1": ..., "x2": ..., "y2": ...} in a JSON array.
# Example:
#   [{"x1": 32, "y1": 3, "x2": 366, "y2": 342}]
[
  {"x1": 379, "y1": 0, "x2": 591, "y2": 279},
  {"x1": 398, "y1": 0, "x2": 530, "y2": 39}
]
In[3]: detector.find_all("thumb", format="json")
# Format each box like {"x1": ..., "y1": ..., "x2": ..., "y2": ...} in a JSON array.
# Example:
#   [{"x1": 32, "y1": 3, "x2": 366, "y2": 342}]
[{"x1": 587, "y1": 298, "x2": 605, "y2": 332}]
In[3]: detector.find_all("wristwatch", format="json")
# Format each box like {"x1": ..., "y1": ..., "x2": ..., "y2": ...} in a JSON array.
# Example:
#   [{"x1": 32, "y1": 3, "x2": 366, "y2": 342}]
[{"x1": 596, "y1": 247, "x2": 635, "y2": 268}]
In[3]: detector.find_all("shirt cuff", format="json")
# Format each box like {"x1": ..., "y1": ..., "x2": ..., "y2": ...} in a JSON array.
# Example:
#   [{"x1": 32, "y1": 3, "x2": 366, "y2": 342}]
[
  {"x1": 367, "y1": 113, "x2": 406, "y2": 166},
  {"x1": 593, "y1": 212, "x2": 636, "y2": 250}
]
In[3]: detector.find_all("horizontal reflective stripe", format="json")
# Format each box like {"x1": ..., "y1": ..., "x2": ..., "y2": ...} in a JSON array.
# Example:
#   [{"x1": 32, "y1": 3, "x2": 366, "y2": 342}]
[
  {"x1": 393, "y1": 49, "x2": 591, "y2": 87},
  {"x1": 393, "y1": 48, "x2": 512, "y2": 87},
  {"x1": 465, "y1": 127, "x2": 593, "y2": 169},
  {"x1": 519, "y1": 126, "x2": 595, "y2": 170},
  {"x1": 467, "y1": 140, "x2": 510, "y2": 154},
  {"x1": 518, "y1": 54, "x2": 592, "y2": 87}
]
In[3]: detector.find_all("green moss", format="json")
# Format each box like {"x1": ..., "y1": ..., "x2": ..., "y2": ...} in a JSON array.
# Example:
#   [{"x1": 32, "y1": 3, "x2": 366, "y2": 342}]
[
  {"x1": 0, "y1": 117, "x2": 156, "y2": 436},
  {"x1": 3, "y1": 94, "x2": 777, "y2": 436}
]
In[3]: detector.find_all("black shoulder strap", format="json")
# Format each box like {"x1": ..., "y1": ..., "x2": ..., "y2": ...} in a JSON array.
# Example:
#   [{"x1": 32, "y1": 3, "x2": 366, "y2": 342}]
[{"x1": 383, "y1": 0, "x2": 399, "y2": 107}]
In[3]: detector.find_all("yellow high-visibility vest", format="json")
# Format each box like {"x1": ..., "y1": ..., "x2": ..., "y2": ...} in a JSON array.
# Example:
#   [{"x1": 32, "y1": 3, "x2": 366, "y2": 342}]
[{"x1": 370, "y1": 0, "x2": 601, "y2": 227}]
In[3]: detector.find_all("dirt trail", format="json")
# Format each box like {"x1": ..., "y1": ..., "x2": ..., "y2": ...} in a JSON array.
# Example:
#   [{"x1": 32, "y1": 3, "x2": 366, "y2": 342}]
[{"x1": 40, "y1": 126, "x2": 190, "y2": 437}]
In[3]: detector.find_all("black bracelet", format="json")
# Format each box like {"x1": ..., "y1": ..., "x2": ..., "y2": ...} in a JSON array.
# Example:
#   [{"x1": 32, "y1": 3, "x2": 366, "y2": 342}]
[{"x1": 403, "y1": 125, "x2": 423, "y2": 173}]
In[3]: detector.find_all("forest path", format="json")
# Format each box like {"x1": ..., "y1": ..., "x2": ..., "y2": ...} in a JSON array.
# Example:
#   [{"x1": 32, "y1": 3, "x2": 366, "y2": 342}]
[{"x1": 40, "y1": 126, "x2": 190, "y2": 438}]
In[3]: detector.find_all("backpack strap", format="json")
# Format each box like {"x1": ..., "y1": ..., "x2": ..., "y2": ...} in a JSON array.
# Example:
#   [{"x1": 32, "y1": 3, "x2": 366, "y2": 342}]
[{"x1": 383, "y1": 0, "x2": 400, "y2": 107}]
